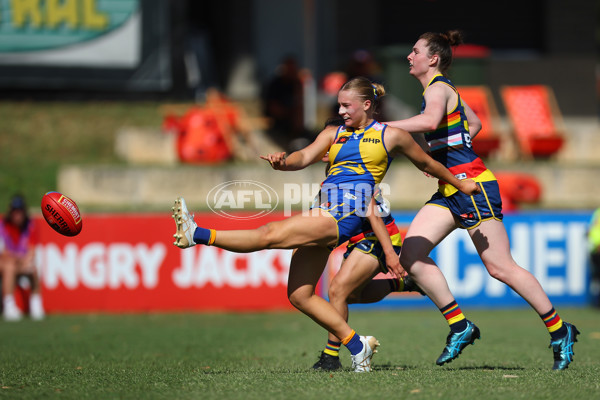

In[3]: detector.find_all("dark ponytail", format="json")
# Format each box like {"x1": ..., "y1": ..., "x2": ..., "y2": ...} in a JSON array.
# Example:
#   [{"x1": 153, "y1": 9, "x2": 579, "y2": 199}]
[{"x1": 419, "y1": 30, "x2": 464, "y2": 77}]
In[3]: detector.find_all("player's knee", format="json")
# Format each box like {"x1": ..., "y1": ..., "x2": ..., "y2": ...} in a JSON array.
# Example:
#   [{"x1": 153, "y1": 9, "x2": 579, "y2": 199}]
[
  {"x1": 1, "y1": 258, "x2": 17, "y2": 273},
  {"x1": 485, "y1": 261, "x2": 510, "y2": 282},
  {"x1": 256, "y1": 223, "x2": 280, "y2": 248},
  {"x1": 287, "y1": 288, "x2": 308, "y2": 311},
  {"x1": 328, "y1": 282, "x2": 350, "y2": 304},
  {"x1": 399, "y1": 237, "x2": 430, "y2": 268},
  {"x1": 399, "y1": 247, "x2": 418, "y2": 268},
  {"x1": 287, "y1": 291, "x2": 301, "y2": 309},
  {"x1": 345, "y1": 291, "x2": 361, "y2": 304}
]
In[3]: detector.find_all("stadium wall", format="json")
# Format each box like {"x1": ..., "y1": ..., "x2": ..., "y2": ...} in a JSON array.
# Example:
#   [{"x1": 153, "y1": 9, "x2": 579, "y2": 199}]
[{"x1": 30, "y1": 210, "x2": 593, "y2": 313}]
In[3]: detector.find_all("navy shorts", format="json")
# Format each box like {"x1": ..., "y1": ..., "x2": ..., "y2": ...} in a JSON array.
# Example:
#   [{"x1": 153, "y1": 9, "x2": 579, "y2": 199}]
[
  {"x1": 343, "y1": 239, "x2": 401, "y2": 274},
  {"x1": 427, "y1": 180, "x2": 503, "y2": 229},
  {"x1": 312, "y1": 184, "x2": 373, "y2": 248},
  {"x1": 316, "y1": 200, "x2": 365, "y2": 248}
]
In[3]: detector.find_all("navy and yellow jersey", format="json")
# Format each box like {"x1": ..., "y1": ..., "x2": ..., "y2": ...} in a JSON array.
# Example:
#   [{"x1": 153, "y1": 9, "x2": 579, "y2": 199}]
[
  {"x1": 421, "y1": 74, "x2": 496, "y2": 197},
  {"x1": 323, "y1": 121, "x2": 393, "y2": 187},
  {"x1": 313, "y1": 121, "x2": 393, "y2": 248}
]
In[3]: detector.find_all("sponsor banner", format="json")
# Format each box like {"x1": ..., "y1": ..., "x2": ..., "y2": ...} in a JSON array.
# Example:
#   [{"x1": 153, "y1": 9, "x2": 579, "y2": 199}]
[
  {"x1": 0, "y1": 0, "x2": 170, "y2": 91},
  {"x1": 346, "y1": 211, "x2": 592, "y2": 309},
  {"x1": 35, "y1": 213, "x2": 296, "y2": 312},
  {"x1": 0, "y1": 0, "x2": 140, "y2": 67},
  {"x1": 34, "y1": 211, "x2": 592, "y2": 313}
]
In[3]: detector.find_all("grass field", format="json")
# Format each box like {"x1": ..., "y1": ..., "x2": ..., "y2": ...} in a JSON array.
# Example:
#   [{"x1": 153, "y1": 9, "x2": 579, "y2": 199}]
[
  {"x1": 0, "y1": 308, "x2": 598, "y2": 399},
  {"x1": 0, "y1": 101, "x2": 163, "y2": 210}
]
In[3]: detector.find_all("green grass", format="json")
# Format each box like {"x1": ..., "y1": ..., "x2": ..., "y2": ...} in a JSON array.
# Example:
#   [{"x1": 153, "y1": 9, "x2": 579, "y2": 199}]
[
  {"x1": 0, "y1": 101, "x2": 163, "y2": 209},
  {"x1": 0, "y1": 308, "x2": 598, "y2": 399}
]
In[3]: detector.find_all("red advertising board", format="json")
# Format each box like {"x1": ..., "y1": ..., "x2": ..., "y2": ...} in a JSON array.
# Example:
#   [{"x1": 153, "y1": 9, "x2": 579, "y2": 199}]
[{"x1": 34, "y1": 213, "x2": 314, "y2": 312}]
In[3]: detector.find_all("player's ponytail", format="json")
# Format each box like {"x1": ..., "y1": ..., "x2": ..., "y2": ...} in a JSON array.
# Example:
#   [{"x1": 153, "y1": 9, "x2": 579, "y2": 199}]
[{"x1": 420, "y1": 30, "x2": 464, "y2": 77}]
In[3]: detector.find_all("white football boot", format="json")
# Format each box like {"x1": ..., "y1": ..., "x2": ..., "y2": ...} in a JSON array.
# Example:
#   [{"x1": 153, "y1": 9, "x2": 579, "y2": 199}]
[
  {"x1": 351, "y1": 336, "x2": 380, "y2": 372},
  {"x1": 29, "y1": 294, "x2": 45, "y2": 321},
  {"x1": 172, "y1": 197, "x2": 197, "y2": 248},
  {"x1": 3, "y1": 296, "x2": 23, "y2": 322}
]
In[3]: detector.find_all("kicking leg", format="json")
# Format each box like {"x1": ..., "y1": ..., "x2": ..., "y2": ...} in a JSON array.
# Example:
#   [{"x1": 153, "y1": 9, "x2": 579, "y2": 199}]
[{"x1": 173, "y1": 197, "x2": 338, "y2": 251}]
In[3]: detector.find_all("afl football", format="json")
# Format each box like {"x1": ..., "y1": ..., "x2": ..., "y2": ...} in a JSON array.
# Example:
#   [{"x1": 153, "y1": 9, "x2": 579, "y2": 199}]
[{"x1": 41, "y1": 191, "x2": 83, "y2": 236}]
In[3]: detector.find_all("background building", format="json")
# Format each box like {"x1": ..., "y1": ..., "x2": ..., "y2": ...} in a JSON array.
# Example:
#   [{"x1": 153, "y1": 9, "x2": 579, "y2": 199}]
[{"x1": 0, "y1": 0, "x2": 596, "y2": 117}]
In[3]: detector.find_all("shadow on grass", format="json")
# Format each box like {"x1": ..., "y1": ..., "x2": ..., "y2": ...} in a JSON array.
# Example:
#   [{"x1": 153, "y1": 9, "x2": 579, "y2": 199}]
[
  {"x1": 450, "y1": 365, "x2": 526, "y2": 371},
  {"x1": 374, "y1": 363, "x2": 525, "y2": 372}
]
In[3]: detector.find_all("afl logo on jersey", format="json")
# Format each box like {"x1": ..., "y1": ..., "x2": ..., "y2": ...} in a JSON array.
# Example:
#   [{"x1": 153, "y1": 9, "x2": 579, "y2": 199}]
[{"x1": 335, "y1": 136, "x2": 350, "y2": 144}]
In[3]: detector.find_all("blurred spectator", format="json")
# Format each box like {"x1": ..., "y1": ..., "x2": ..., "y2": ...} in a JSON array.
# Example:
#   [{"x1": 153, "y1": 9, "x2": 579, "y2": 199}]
[
  {"x1": 0, "y1": 194, "x2": 44, "y2": 321},
  {"x1": 321, "y1": 72, "x2": 348, "y2": 97},
  {"x1": 345, "y1": 49, "x2": 383, "y2": 83},
  {"x1": 163, "y1": 105, "x2": 231, "y2": 164},
  {"x1": 588, "y1": 208, "x2": 600, "y2": 307},
  {"x1": 346, "y1": 49, "x2": 396, "y2": 122},
  {"x1": 323, "y1": 50, "x2": 393, "y2": 124},
  {"x1": 162, "y1": 88, "x2": 260, "y2": 163},
  {"x1": 204, "y1": 88, "x2": 260, "y2": 161},
  {"x1": 262, "y1": 56, "x2": 307, "y2": 152}
]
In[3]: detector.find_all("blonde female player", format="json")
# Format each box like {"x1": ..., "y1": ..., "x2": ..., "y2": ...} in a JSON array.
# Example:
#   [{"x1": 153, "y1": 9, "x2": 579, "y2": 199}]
[
  {"x1": 386, "y1": 30, "x2": 579, "y2": 370},
  {"x1": 312, "y1": 189, "x2": 426, "y2": 371},
  {"x1": 172, "y1": 76, "x2": 480, "y2": 372}
]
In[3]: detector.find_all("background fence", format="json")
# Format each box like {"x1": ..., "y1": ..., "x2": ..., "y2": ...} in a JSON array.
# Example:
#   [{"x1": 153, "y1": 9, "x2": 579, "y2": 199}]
[{"x1": 32, "y1": 210, "x2": 594, "y2": 313}]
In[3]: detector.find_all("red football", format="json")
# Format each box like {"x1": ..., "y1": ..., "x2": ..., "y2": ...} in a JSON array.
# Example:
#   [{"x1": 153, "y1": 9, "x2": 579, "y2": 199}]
[{"x1": 41, "y1": 191, "x2": 83, "y2": 236}]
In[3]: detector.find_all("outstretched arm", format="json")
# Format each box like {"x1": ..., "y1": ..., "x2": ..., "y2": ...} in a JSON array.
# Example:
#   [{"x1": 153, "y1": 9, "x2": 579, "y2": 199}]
[
  {"x1": 260, "y1": 126, "x2": 336, "y2": 170},
  {"x1": 385, "y1": 84, "x2": 448, "y2": 133},
  {"x1": 387, "y1": 127, "x2": 481, "y2": 196}
]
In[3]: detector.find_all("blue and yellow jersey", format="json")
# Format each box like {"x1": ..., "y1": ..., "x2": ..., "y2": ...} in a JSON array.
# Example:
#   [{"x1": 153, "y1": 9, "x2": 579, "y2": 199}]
[
  {"x1": 323, "y1": 120, "x2": 393, "y2": 187},
  {"x1": 421, "y1": 74, "x2": 496, "y2": 196}
]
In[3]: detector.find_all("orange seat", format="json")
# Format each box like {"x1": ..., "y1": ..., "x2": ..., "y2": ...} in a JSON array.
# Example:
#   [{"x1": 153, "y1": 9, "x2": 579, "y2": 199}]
[
  {"x1": 494, "y1": 172, "x2": 542, "y2": 212},
  {"x1": 457, "y1": 85, "x2": 502, "y2": 158},
  {"x1": 500, "y1": 85, "x2": 565, "y2": 158}
]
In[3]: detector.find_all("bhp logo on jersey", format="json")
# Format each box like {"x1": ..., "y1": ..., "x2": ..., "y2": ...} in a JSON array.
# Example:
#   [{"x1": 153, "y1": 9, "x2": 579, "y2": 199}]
[
  {"x1": 362, "y1": 138, "x2": 381, "y2": 144},
  {"x1": 207, "y1": 180, "x2": 279, "y2": 220}
]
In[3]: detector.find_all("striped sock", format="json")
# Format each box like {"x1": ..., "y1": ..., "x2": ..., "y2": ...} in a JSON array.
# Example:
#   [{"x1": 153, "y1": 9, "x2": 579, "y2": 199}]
[
  {"x1": 541, "y1": 308, "x2": 567, "y2": 340},
  {"x1": 341, "y1": 330, "x2": 363, "y2": 356},
  {"x1": 388, "y1": 277, "x2": 405, "y2": 292},
  {"x1": 323, "y1": 339, "x2": 341, "y2": 357},
  {"x1": 440, "y1": 300, "x2": 468, "y2": 333},
  {"x1": 193, "y1": 227, "x2": 216, "y2": 245}
]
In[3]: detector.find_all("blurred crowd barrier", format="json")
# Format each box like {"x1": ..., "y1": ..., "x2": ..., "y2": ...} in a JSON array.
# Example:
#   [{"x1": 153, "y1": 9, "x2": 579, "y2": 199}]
[{"x1": 30, "y1": 210, "x2": 592, "y2": 313}]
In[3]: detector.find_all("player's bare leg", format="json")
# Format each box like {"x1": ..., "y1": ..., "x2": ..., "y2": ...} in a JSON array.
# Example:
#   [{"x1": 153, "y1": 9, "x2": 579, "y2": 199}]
[
  {"x1": 400, "y1": 205, "x2": 480, "y2": 366},
  {"x1": 400, "y1": 205, "x2": 458, "y2": 308},
  {"x1": 472, "y1": 219, "x2": 579, "y2": 370},
  {"x1": 173, "y1": 197, "x2": 339, "y2": 251},
  {"x1": 287, "y1": 246, "x2": 378, "y2": 372}
]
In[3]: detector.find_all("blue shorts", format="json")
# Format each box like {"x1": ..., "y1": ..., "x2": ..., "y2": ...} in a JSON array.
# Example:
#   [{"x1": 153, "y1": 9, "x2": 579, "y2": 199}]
[
  {"x1": 312, "y1": 184, "x2": 372, "y2": 248},
  {"x1": 344, "y1": 239, "x2": 401, "y2": 274},
  {"x1": 427, "y1": 180, "x2": 503, "y2": 229}
]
